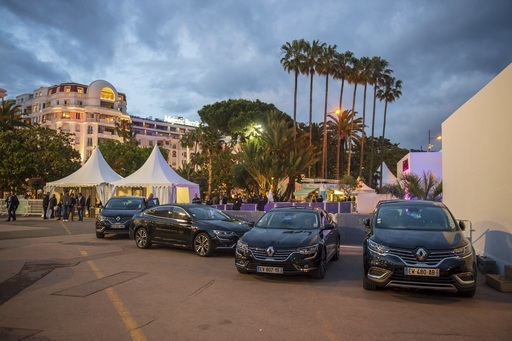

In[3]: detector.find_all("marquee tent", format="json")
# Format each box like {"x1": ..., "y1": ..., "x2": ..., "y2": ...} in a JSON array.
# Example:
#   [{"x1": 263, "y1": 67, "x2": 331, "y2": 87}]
[
  {"x1": 377, "y1": 162, "x2": 398, "y2": 186},
  {"x1": 111, "y1": 145, "x2": 200, "y2": 204},
  {"x1": 45, "y1": 147, "x2": 123, "y2": 204}
]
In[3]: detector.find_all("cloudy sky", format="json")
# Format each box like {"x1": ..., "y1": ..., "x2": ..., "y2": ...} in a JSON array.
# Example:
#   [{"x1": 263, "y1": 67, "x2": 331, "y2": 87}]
[{"x1": 1, "y1": 0, "x2": 511, "y2": 151}]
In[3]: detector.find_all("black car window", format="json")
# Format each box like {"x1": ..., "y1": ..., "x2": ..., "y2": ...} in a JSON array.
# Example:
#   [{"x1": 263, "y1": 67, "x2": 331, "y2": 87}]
[
  {"x1": 256, "y1": 211, "x2": 318, "y2": 230},
  {"x1": 150, "y1": 207, "x2": 172, "y2": 218},
  {"x1": 105, "y1": 198, "x2": 143, "y2": 210},
  {"x1": 376, "y1": 205, "x2": 456, "y2": 231},
  {"x1": 188, "y1": 206, "x2": 230, "y2": 220},
  {"x1": 171, "y1": 207, "x2": 188, "y2": 220}
]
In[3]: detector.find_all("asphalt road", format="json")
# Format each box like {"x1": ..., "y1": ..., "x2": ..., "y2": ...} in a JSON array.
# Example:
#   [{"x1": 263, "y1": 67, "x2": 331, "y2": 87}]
[{"x1": 0, "y1": 216, "x2": 511, "y2": 341}]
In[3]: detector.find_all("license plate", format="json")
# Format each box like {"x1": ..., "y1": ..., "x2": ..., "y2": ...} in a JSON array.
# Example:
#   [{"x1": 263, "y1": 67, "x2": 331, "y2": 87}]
[
  {"x1": 111, "y1": 224, "x2": 125, "y2": 229},
  {"x1": 257, "y1": 266, "x2": 283, "y2": 274},
  {"x1": 405, "y1": 267, "x2": 439, "y2": 277}
]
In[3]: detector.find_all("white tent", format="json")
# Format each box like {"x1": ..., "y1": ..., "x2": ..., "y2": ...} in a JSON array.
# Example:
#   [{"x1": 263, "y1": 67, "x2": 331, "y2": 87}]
[
  {"x1": 377, "y1": 162, "x2": 398, "y2": 186},
  {"x1": 45, "y1": 147, "x2": 123, "y2": 204},
  {"x1": 111, "y1": 146, "x2": 200, "y2": 204}
]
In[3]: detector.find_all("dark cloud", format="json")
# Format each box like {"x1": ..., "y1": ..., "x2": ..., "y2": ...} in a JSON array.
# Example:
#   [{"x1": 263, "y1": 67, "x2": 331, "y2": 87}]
[{"x1": 1, "y1": 0, "x2": 511, "y2": 151}]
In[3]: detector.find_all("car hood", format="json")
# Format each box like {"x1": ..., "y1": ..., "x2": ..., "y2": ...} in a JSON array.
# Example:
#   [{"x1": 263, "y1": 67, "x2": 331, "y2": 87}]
[
  {"x1": 202, "y1": 219, "x2": 251, "y2": 233},
  {"x1": 99, "y1": 209, "x2": 142, "y2": 218},
  {"x1": 242, "y1": 227, "x2": 320, "y2": 248},
  {"x1": 372, "y1": 228, "x2": 467, "y2": 249}
]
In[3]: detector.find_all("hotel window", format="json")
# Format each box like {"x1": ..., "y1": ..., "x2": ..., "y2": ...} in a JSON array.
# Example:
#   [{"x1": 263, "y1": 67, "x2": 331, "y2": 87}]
[
  {"x1": 78, "y1": 101, "x2": 83, "y2": 106},
  {"x1": 149, "y1": 140, "x2": 153, "y2": 146},
  {"x1": 100, "y1": 87, "x2": 115, "y2": 101},
  {"x1": 75, "y1": 125, "x2": 80, "y2": 132},
  {"x1": 87, "y1": 126, "x2": 93, "y2": 134},
  {"x1": 118, "y1": 95, "x2": 123, "y2": 101},
  {"x1": 64, "y1": 100, "x2": 69, "y2": 106},
  {"x1": 77, "y1": 88, "x2": 84, "y2": 94},
  {"x1": 65, "y1": 86, "x2": 71, "y2": 93},
  {"x1": 76, "y1": 112, "x2": 81, "y2": 119},
  {"x1": 172, "y1": 151, "x2": 177, "y2": 157},
  {"x1": 75, "y1": 137, "x2": 80, "y2": 145},
  {"x1": 56, "y1": 100, "x2": 60, "y2": 105},
  {"x1": 87, "y1": 138, "x2": 93, "y2": 147},
  {"x1": 62, "y1": 112, "x2": 70, "y2": 119}
]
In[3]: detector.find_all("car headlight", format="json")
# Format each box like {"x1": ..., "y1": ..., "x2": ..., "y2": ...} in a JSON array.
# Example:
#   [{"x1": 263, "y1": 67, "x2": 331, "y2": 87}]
[
  {"x1": 454, "y1": 244, "x2": 472, "y2": 257},
  {"x1": 368, "y1": 239, "x2": 389, "y2": 255},
  {"x1": 236, "y1": 240, "x2": 249, "y2": 250},
  {"x1": 297, "y1": 244, "x2": 319, "y2": 255},
  {"x1": 96, "y1": 214, "x2": 107, "y2": 222},
  {"x1": 213, "y1": 230, "x2": 235, "y2": 237}
]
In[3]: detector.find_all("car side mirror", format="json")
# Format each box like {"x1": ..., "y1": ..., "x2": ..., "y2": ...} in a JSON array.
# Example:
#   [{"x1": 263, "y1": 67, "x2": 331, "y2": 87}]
[
  {"x1": 363, "y1": 218, "x2": 371, "y2": 228},
  {"x1": 458, "y1": 220, "x2": 466, "y2": 231},
  {"x1": 248, "y1": 221, "x2": 255, "y2": 227}
]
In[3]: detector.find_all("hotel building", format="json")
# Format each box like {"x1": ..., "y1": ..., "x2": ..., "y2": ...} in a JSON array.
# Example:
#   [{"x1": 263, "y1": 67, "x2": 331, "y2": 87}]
[{"x1": 15, "y1": 79, "x2": 198, "y2": 168}]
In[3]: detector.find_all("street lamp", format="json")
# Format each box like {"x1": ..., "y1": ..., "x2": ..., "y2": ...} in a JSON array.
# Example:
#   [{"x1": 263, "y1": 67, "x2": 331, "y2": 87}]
[{"x1": 428, "y1": 129, "x2": 442, "y2": 152}]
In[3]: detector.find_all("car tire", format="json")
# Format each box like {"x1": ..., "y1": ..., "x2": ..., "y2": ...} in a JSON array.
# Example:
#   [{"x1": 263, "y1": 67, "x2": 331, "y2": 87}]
[
  {"x1": 194, "y1": 232, "x2": 214, "y2": 257},
  {"x1": 458, "y1": 287, "x2": 476, "y2": 298},
  {"x1": 332, "y1": 239, "x2": 340, "y2": 261},
  {"x1": 96, "y1": 232, "x2": 104, "y2": 239},
  {"x1": 363, "y1": 274, "x2": 378, "y2": 290},
  {"x1": 311, "y1": 249, "x2": 327, "y2": 279},
  {"x1": 135, "y1": 227, "x2": 152, "y2": 249}
]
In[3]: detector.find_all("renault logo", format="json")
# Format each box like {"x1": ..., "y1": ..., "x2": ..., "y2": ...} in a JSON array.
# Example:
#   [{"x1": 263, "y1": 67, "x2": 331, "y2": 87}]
[
  {"x1": 115, "y1": 216, "x2": 121, "y2": 222},
  {"x1": 266, "y1": 246, "x2": 275, "y2": 257},
  {"x1": 415, "y1": 247, "x2": 428, "y2": 262}
]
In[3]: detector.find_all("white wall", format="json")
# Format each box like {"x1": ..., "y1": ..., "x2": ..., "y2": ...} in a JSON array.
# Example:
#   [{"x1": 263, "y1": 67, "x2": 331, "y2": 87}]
[
  {"x1": 443, "y1": 63, "x2": 512, "y2": 274},
  {"x1": 397, "y1": 152, "x2": 442, "y2": 180}
]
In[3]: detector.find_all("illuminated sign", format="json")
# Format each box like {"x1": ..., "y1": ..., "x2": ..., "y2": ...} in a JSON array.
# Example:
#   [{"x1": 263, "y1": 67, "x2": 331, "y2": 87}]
[{"x1": 163, "y1": 116, "x2": 200, "y2": 127}]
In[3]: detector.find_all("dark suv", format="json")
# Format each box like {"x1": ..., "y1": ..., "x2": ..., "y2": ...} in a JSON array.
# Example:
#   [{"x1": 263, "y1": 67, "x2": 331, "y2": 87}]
[
  {"x1": 235, "y1": 207, "x2": 340, "y2": 279},
  {"x1": 363, "y1": 200, "x2": 477, "y2": 297},
  {"x1": 95, "y1": 196, "x2": 159, "y2": 238}
]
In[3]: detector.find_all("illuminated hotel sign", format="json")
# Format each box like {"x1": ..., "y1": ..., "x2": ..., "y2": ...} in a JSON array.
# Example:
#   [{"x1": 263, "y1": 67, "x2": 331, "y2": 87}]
[{"x1": 163, "y1": 116, "x2": 200, "y2": 127}]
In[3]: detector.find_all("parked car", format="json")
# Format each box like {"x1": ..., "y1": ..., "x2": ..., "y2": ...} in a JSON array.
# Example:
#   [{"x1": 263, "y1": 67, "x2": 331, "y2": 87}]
[
  {"x1": 363, "y1": 200, "x2": 477, "y2": 297},
  {"x1": 95, "y1": 196, "x2": 159, "y2": 238},
  {"x1": 129, "y1": 204, "x2": 251, "y2": 256},
  {"x1": 235, "y1": 207, "x2": 340, "y2": 279}
]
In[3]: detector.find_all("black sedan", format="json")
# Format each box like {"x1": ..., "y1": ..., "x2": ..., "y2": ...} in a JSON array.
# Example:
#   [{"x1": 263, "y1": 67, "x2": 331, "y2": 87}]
[
  {"x1": 235, "y1": 207, "x2": 340, "y2": 279},
  {"x1": 129, "y1": 204, "x2": 251, "y2": 256},
  {"x1": 363, "y1": 200, "x2": 477, "y2": 297}
]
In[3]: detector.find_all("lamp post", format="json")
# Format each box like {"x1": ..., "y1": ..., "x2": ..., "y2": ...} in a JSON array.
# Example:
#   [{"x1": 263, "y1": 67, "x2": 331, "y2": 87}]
[{"x1": 428, "y1": 129, "x2": 442, "y2": 152}]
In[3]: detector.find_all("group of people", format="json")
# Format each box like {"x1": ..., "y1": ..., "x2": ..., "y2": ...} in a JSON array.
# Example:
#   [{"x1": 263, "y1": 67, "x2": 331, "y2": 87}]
[
  {"x1": 191, "y1": 191, "x2": 271, "y2": 212},
  {"x1": 42, "y1": 191, "x2": 88, "y2": 221}
]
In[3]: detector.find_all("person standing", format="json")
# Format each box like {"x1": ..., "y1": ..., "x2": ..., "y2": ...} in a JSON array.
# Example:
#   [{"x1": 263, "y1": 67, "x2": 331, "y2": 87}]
[
  {"x1": 69, "y1": 193, "x2": 76, "y2": 221},
  {"x1": 192, "y1": 193, "x2": 201, "y2": 204},
  {"x1": 61, "y1": 190, "x2": 70, "y2": 222},
  {"x1": 76, "y1": 193, "x2": 86, "y2": 222},
  {"x1": 6, "y1": 192, "x2": 19, "y2": 221},
  {"x1": 49, "y1": 194, "x2": 57, "y2": 218},
  {"x1": 85, "y1": 196, "x2": 91, "y2": 217},
  {"x1": 233, "y1": 195, "x2": 242, "y2": 210},
  {"x1": 42, "y1": 192, "x2": 50, "y2": 219}
]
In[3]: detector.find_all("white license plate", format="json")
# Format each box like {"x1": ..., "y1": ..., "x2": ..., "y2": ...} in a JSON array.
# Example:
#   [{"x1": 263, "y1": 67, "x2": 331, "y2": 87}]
[
  {"x1": 405, "y1": 267, "x2": 439, "y2": 277},
  {"x1": 111, "y1": 224, "x2": 125, "y2": 229},
  {"x1": 257, "y1": 266, "x2": 283, "y2": 274}
]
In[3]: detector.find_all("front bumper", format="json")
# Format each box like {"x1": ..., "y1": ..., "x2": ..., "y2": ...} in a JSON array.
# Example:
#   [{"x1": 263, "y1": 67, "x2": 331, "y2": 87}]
[
  {"x1": 364, "y1": 249, "x2": 477, "y2": 293},
  {"x1": 95, "y1": 220, "x2": 131, "y2": 235},
  {"x1": 235, "y1": 247, "x2": 321, "y2": 274}
]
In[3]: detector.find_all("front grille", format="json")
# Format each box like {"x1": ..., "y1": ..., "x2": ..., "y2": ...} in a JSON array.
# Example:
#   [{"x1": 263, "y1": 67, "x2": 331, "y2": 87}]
[
  {"x1": 388, "y1": 248, "x2": 455, "y2": 266},
  {"x1": 249, "y1": 247, "x2": 296, "y2": 261},
  {"x1": 106, "y1": 217, "x2": 130, "y2": 224}
]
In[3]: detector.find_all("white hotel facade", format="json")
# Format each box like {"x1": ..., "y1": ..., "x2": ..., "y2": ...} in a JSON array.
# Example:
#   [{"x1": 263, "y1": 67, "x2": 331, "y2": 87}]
[{"x1": 15, "y1": 79, "x2": 198, "y2": 168}]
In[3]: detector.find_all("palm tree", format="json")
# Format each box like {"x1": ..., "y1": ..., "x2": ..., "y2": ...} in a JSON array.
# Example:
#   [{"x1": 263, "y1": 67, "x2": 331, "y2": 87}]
[
  {"x1": 381, "y1": 171, "x2": 442, "y2": 201},
  {"x1": 333, "y1": 50, "x2": 354, "y2": 112},
  {"x1": 377, "y1": 76, "x2": 402, "y2": 189},
  {"x1": 303, "y1": 39, "x2": 326, "y2": 148},
  {"x1": 316, "y1": 44, "x2": 337, "y2": 179},
  {"x1": 368, "y1": 57, "x2": 392, "y2": 187},
  {"x1": 0, "y1": 99, "x2": 28, "y2": 131},
  {"x1": 114, "y1": 120, "x2": 137, "y2": 145},
  {"x1": 280, "y1": 39, "x2": 307, "y2": 139},
  {"x1": 357, "y1": 56, "x2": 372, "y2": 179},
  {"x1": 345, "y1": 56, "x2": 362, "y2": 176},
  {"x1": 180, "y1": 127, "x2": 202, "y2": 171},
  {"x1": 327, "y1": 109, "x2": 363, "y2": 179}
]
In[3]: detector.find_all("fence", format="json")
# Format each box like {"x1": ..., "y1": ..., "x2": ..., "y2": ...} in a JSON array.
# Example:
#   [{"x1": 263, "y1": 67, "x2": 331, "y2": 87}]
[{"x1": 0, "y1": 199, "x2": 44, "y2": 216}]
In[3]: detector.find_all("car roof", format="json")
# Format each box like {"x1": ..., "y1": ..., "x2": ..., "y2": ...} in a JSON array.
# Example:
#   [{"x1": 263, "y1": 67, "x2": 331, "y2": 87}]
[
  {"x1": 376, "y1": 200, "x2": 445, "y2": 208},
  {"x1": 109, "y1": 196, "x2": 145, "y2": 200},
  {"x1": 268, "y1": 206, "x2": 321, "y2": 213}
]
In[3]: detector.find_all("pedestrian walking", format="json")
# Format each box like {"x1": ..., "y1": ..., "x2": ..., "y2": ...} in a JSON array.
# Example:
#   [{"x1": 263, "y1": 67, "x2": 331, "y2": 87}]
[
  {"x1": 69, "y1": 193, "x2": 76, "y2": 221},
  {"x1": 49, "y1": 194, "x2": 57, "y2": 218},
  {"x1": 5, "y1": 192, "x2": 19, "y2": 221},
  {"x1": 61, "y1": 190, "x2": 70, "y2": 221}
]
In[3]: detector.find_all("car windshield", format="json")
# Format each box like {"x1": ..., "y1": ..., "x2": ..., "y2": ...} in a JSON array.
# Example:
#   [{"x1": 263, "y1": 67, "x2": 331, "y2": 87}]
[
  {"x1": 375, "y1": 204, "x2": 457, "y2": 231},
  {"x1": 188, "y1": 206, "x2": 230, "y2": 220},
  {"x1": 105, "y1": 198, "x2": 143, "y2": 210},
  {"x1": 256, "y1": 211, "x2": 319, "y2": 230}
]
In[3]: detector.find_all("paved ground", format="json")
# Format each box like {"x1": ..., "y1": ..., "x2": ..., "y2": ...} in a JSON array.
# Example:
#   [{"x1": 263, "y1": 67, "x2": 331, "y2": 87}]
[{"x1": 0, "y1": 216, "x2": 511, "y2": 340}]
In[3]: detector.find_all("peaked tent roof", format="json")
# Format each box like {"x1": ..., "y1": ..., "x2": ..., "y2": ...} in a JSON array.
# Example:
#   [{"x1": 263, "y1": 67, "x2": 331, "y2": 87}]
[
  {"x1": 377, "y1": 162, "x2": 398, "y2": 186},
  {"x1": 46, "y1": 146, "x2": 123, "y2": 187},
  {"x1": 111, "y1": 145, "x2": 198, "y2": 187}
]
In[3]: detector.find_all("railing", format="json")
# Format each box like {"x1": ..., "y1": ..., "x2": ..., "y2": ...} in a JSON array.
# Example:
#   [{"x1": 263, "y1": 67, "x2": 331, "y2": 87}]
[
  {"x1": 211, "y1": 201, "x2": 354, "y2": 214},
  {"x1": 0, "y1": 199, "x2": 44, "y2": 216}
]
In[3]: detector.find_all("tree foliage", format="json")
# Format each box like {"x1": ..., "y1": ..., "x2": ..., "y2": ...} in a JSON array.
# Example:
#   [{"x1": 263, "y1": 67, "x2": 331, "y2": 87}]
[
  {"x1": 0, "y1": 99, "x2": 29, "y2": 132},
  {"x1": 0, "y1": 125, "x2": 81, "y2": 192}
]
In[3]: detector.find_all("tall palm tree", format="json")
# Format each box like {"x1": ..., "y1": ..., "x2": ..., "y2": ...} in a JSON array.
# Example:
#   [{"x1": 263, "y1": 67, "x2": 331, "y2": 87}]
[
  {"x1": 377, "y1": 76, "x2": 402, "y2": 189},
  {"x1": 303, "y1": 39, "x2": 326, "y2": 148},
  {"x1": 280, "y1": 39, "x2": 307, "y2": 139},
  {"x1": 368, "y1": 57, "x2": 392, "y2": 187},
  {"x1": 0, "y1": 99, "x2": 28, "y2": 131},
  {"x1": 357, "y1": 56, "x2": 373, "y2": 179},
  {"x1": 316, "y1": 44, "x2": 337, "y2": 179},
  {"x1": 333, "y1": 50, "x2": 354, "y2": 112},
  {"x1": 345, "y1": 56, "x2": 362, "y2": 177}
]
